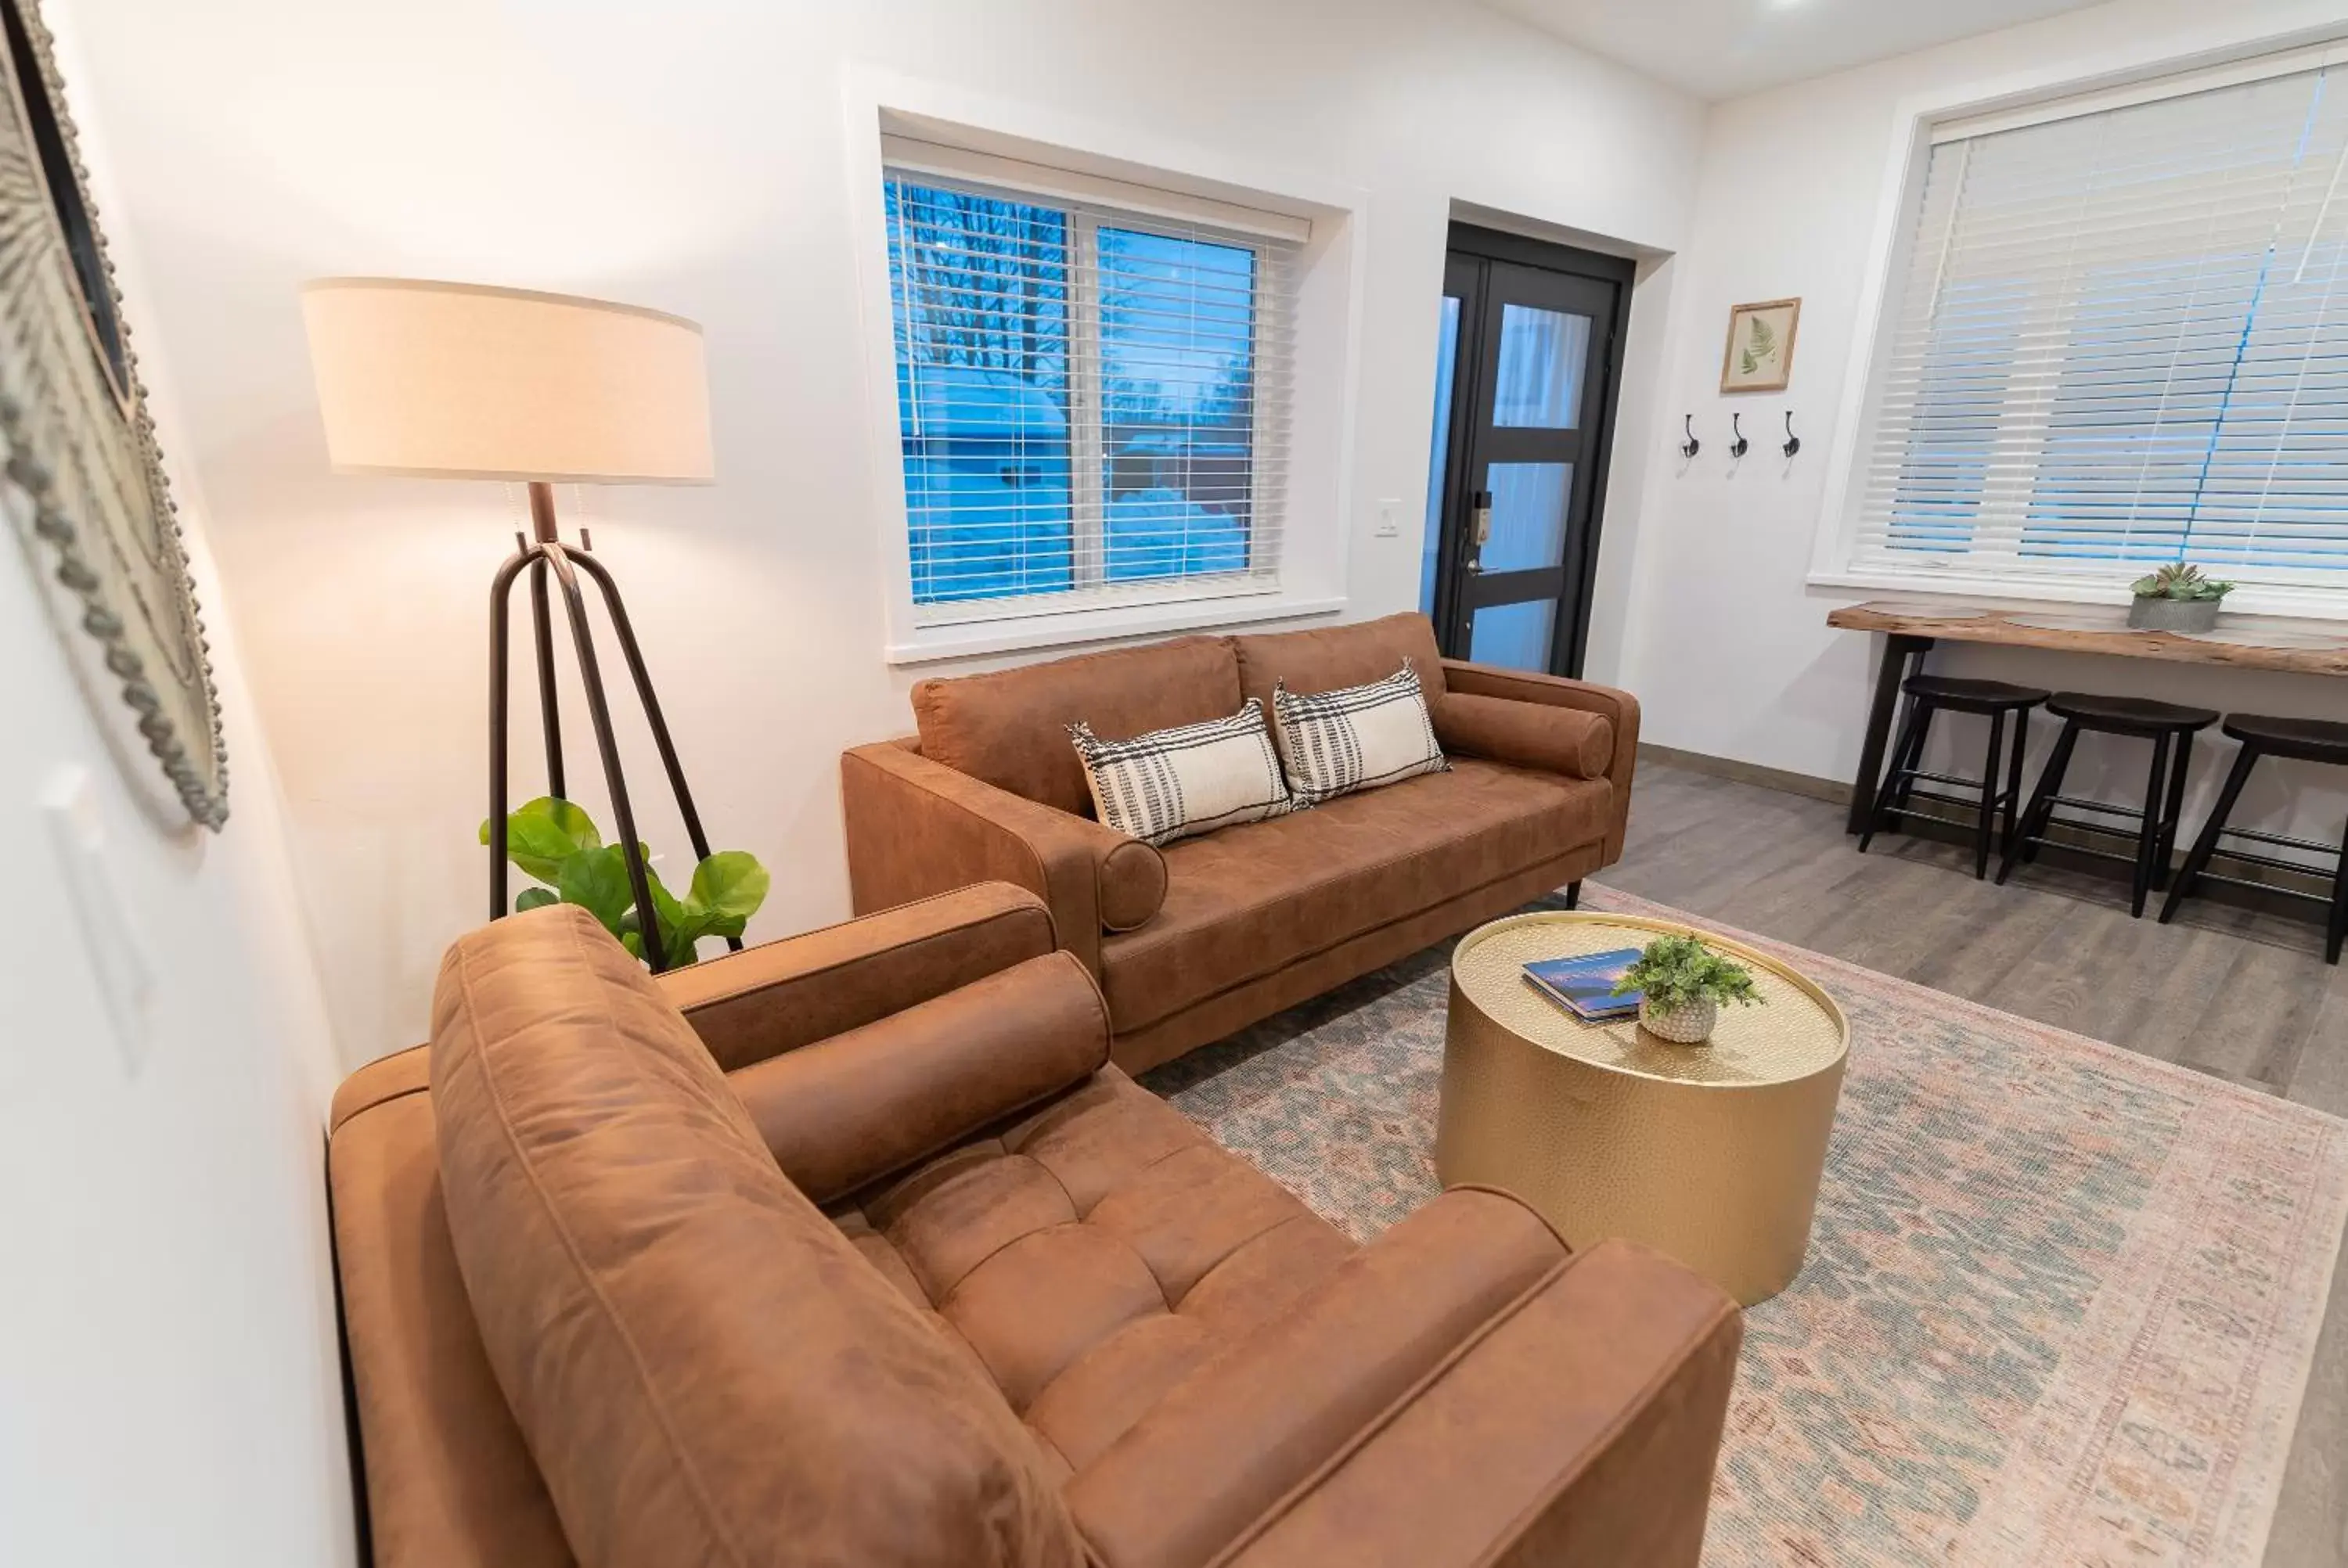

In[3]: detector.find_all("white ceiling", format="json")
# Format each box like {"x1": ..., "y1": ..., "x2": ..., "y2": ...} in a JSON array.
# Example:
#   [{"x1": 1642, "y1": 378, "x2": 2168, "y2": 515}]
[{"x1": 1482, "y1": 0, "x2": 2116, "y2": 101}]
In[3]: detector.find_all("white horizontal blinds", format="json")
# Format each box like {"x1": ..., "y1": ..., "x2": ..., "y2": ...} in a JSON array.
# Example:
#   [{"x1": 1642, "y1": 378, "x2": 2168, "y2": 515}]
[
  {"x1": 1859, "y1": 56, "x2": 2348, "y2": 584},
  {"x1": 884, "y1": 163, "x2": 1298, "y2": 621}
]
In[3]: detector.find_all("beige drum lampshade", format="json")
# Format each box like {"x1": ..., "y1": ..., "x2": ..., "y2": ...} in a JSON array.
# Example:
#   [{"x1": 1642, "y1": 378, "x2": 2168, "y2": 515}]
[{"x1": 300, "y1": 278, "x2": 715, "y2": 484}]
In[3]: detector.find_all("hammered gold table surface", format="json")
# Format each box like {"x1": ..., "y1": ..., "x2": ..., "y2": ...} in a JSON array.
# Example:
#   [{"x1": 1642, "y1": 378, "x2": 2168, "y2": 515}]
[{"x1": 1435, "y1": 910, "x2": 1849, "y2": 1305}]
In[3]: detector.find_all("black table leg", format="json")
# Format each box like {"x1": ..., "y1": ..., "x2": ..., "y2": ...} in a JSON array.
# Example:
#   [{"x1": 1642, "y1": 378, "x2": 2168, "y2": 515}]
[{"x1": 1848, "y1": 633, "x2": 1932, "y2": 834}]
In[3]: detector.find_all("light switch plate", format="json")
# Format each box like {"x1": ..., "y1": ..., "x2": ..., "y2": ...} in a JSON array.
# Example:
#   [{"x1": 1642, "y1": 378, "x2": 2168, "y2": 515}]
[
  {"x1": 1374, "y1": 498, "x2": 1403, "y2": 538},
  {"x1": 41, "y1": 764, "x2": 158, "y2": 1075}
]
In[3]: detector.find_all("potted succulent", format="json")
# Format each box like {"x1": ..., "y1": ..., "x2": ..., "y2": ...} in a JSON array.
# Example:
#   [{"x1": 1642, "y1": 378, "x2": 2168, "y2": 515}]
[
  {"x1": 2127, "y1": 562, "x2": 2235, "y2": 632},
  {"x1": 1613, "y1": 932, "x2": 1764, "y2": 1045}
]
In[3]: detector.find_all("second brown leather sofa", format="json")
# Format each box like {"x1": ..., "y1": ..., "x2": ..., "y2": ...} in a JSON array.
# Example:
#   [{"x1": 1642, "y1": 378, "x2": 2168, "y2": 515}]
[
  {"x1": 329, "y1": 884, "x2": 1740, "y2": 1568},
  {"x1": 843, "y1": 612, "x2": 1639, "y2": 1074}
]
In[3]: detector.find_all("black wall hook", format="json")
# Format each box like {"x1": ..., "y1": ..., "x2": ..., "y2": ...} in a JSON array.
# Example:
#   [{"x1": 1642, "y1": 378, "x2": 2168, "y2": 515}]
[
  {"x1": 1781, "y1": 411, "x2": 1800, "y2": 459},
  {"x1": 1680, "y1": 414, "x2": 1700, "y2": 459},
  {"x1": 1729, "y1": 412, "x2": 1749, "y2": 459}
]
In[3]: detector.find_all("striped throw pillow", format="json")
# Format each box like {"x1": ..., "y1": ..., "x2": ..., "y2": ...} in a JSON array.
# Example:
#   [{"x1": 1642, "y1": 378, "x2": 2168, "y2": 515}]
[
  {"x1": 1270, "y1": 660, "x2": 1449, "y2": 805},
  {"x1": 1067, "y1": 699, "x2": 1297, "y2": 847}
]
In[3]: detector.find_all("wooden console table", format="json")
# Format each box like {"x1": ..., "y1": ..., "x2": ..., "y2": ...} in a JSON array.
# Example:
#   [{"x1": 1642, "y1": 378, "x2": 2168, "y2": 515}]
[{"x1": 1827, "y1": 599, "x2": 2348, "y2": 834}]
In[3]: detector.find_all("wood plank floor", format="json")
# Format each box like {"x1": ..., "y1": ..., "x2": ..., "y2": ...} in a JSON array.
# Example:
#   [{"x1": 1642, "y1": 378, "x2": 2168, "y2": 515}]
[{"x1": 1602, "y1": 761, "x2": 2348, "y2": 1568}]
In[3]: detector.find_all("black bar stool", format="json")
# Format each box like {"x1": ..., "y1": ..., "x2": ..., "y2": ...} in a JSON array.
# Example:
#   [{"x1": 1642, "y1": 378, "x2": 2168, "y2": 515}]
[
  {"x1": 1858, "y1": 674, "x2": 2048, "y2": 878},
  {"x1": 1996, "y1": 692, "x2": 2217, "y2": 917},
  {"x1": 2158, "y1": 714, "x2": 2348, "y2": 965}
]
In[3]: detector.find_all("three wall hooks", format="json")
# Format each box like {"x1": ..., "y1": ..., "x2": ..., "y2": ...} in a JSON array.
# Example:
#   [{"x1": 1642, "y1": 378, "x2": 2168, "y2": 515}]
[{"x1": 1680, "y1": 409, "x2": 1800, "y2": 460}]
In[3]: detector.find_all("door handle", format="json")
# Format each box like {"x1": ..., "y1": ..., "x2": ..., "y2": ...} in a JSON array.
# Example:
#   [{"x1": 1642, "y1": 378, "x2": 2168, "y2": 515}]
[{"x1": 1465, "y1": 490, "x2": 1492, "y2": 572}]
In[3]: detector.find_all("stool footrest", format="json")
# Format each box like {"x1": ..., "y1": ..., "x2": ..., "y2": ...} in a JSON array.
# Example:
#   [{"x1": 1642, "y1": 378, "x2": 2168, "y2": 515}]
[
  {"x1": 1900, "y1": 769, "x2": 1990, "y2": 791},
  {"x1": 2205, "y1": 844, "x2": 2337, "y2": 879},
  {"x1": 2037, "y1": 815, "x2": 2144, "y2": 843},
  {"x1": 2185, "y1": 868, "x2": 2335, "y2": 907},
  {"x1": 2030, "y1": 840, "x2": 2145, "y2": 869},
  {"x1": 1893, "y1": 786, "x2": 2015, "y2": 815},
  {"x1": 2047, "y1": 793, "x2": 2145, "y2": 820},
  {"x1": 2220, "y1": 824, "x2": 2338, "y2": 857}
]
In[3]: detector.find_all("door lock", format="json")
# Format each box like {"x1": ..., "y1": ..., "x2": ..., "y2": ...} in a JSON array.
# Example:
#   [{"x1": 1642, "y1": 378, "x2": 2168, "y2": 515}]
[{"x1": 1465, "y1": 489, "x2": 1492, "y2": 572}]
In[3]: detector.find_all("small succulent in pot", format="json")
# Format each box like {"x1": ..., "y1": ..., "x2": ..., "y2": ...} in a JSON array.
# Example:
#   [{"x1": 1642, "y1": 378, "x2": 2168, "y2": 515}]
[
  {"x1": 1613, "y1": 932, "x2": 1763, "y2": 1045},
  {"x1": 2127, "y1": 563, "x2": 2235, "y2": 632}
]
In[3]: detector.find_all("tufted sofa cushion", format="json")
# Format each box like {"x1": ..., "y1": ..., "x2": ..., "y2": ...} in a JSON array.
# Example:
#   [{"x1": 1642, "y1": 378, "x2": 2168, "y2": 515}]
[{"x1": 830, "y1": 1068, "x2": 1357, "y2": 1480}]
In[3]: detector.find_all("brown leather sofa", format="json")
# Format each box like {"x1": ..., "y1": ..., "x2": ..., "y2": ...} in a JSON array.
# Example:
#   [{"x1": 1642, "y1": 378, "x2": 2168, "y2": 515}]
[
  {"x1": 843, "y1": 613, "x2": 1637, "y2": 1074},
  {"x1": 330, "y1": 885, "x2": 1738, "y2": 1568}
]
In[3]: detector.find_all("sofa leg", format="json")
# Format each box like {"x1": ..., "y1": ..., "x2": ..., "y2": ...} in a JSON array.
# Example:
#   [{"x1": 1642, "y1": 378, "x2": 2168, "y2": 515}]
[{"x1": 1564, "y1": 880, "x2": 1582, "y2": 911}]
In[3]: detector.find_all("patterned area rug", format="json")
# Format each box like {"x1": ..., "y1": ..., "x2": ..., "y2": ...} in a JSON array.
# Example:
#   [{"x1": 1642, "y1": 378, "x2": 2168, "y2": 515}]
[{"x1": 1141, "y1": 884, "x2": 2348, "y2": 1568}]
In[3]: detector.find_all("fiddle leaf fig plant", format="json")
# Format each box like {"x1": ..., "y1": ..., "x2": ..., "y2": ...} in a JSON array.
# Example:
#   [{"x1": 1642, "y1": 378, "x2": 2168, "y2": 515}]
[
  {"x1": 480, "y1": 797, "x2": 770, "y2": 969},
  {"x1": 1612, "y1": 933, "x2": 1764, "y2": 1012}
]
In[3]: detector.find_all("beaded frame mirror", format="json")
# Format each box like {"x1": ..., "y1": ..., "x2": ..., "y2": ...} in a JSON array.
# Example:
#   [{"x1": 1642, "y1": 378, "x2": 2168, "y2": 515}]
[{"x1": 0, "y1": 0, "x2": 225, "y2": 829}]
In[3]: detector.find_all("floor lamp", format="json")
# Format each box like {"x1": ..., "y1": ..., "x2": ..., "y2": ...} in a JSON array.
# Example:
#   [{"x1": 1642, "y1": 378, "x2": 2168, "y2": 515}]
[{"x1": 301, "y1": 277, "x2": 725, "y2": 973}]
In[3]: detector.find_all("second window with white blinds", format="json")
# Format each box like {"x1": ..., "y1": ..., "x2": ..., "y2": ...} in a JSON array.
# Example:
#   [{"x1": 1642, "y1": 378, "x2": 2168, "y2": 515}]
[
  {"x1": 882, "y1": 149, "x2": 1301, "y2": 620},
  {"x1": 1859, "y1": 47, "x2": 2348, "y2": 587}
]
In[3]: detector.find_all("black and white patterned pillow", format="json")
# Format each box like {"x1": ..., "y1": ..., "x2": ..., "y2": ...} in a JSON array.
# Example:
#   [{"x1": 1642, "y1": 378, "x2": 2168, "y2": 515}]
[
  {"x1": 1270, "y1": 660, "x2": 1449, "y2": 805},
  {"x1": 1067, "y1": 699, "x2": 1298, "y2": 847}
]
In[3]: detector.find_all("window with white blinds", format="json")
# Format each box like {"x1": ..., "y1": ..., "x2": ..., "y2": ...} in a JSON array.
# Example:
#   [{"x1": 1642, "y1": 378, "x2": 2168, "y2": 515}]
[
  {"x1": 1856, "y1": 47, "x2": 2348, "y2": 588},
  {"x1": 882, "y1": 151, "x2": 1300, "y2": 622}
]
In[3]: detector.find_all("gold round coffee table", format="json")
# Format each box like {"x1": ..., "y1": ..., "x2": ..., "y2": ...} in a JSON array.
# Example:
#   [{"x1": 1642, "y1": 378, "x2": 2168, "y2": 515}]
[{"x1": 1435, "y1": 910, "x2": 1848, "y2": 1305}]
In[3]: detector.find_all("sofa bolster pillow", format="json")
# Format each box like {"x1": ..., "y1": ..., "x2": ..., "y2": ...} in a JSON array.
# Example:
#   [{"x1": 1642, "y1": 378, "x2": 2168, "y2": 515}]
[
  {"x1": 1100, "y1": 835, "x2": 1169, "y2": 931},
  {"x1": 430, "y1": 904, "x2": 1087, "y2": 1568},
  {"x1": 729, "y1": 951, "x2": 1111, "y2": 1202},
  {"x1": 1432, "y1": 691, "x2": 1612, "y2": 780}
]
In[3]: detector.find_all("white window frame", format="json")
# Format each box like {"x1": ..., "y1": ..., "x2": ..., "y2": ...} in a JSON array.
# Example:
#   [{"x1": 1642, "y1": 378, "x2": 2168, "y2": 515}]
[
  {"x1": 1810, "y1": 28, "x2": 2348, "y2": 620},
  {"x1": 842, "y1": 71, "x2": 1366, "y2": 664}
]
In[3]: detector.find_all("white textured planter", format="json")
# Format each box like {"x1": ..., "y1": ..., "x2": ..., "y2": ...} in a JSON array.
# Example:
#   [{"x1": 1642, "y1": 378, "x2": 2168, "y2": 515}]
[{"x1": 1640, "y1": 996, "x2": 1717, "y2": 1044}]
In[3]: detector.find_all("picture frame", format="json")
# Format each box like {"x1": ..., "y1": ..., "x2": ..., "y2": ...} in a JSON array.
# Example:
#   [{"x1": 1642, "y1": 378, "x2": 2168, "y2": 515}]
[
  {"x1": 0, "y1": 0, "x2": 226, "y2": 829},
  {"x1": 1720, "y1": 297, "x2": 1799, "y2": 394}
]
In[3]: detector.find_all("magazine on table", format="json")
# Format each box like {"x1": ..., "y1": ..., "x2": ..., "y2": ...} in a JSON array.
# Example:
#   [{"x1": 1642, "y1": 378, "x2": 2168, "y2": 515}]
[{"x1": 1522, "y1": 948, "x2": 1644, "y2": 1023}]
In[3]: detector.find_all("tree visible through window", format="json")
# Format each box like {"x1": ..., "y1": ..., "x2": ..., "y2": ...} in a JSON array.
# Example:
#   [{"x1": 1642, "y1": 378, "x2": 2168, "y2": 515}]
[{"x1": 885, "y1": 171, "x2": 1279, "y2": 611}]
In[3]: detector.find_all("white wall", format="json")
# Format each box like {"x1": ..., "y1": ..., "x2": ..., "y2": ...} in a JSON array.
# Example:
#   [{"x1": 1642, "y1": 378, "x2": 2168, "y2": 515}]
[
  {"x1": 0, "y1": 9, "x2": 355, "y2": 1564},
  {"x1": 1622, "y1": 0, "x2": 2348, "y2": 843},
  {"x1": 56, "y1": 0, "x2": 1705, "y2": 1069}
]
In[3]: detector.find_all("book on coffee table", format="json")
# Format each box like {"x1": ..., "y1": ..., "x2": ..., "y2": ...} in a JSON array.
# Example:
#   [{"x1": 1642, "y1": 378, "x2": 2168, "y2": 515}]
[{"x1": 1522, "y1": 948, "x2": 1644, "y2": 1023}]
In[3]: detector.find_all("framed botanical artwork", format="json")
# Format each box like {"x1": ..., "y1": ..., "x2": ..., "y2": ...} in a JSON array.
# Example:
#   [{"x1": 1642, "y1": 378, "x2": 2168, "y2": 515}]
[
  {"x1": 1720, "y1": 297, "x2": 1799, "y2": 394},
  {"x1": 0, "y1": 0, "x2": 226, "y2": 829}
]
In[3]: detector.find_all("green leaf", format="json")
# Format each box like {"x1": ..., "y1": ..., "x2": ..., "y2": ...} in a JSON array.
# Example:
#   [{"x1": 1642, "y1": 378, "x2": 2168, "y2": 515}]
[
  {"x1": 689, "y1": 852, "x2": 769, "y2": 926},
  {"x1": 556, "y1": 846, "x2": 636, "y2": 937},
  {"x1": 514, "y1": 886, "x2": 559, "y2": 914},
  {"x1": 1737, "y1": 315, "x2": 1777, "y2": 378},
  {"x1": 482, "y1": 797, "x2": 603, "y2": 885}
]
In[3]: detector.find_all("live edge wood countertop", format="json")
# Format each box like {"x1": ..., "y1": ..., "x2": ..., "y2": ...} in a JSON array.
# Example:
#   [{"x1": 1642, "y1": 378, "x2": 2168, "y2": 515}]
[{"x1": 1826, "y1": 599, "x2": 2348, "y2": 678}]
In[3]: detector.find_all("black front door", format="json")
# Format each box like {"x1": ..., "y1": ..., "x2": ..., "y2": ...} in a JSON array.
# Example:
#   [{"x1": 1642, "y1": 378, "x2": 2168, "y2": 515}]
[{"x1": 1422, "y1": 226, "x2": 1632, "y2": 676}]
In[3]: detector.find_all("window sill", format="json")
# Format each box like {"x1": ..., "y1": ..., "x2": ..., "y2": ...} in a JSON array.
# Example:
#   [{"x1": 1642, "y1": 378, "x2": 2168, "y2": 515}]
[
  {"x1": 1806, "y1": 564, "x2": 2348, "y2": 625},
  {"x1": 884, "y1": 592, "x2": 1347, "y2": 666}
]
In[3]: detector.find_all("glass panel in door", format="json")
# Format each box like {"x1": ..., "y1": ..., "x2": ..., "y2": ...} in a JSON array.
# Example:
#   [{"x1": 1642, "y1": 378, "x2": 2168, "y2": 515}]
[
  {"x1": 1421, "y1": 295, "x2": 1462, "y2": 617},
  {"x1": 1491, "y1": 304, "x2": 1591, "y2": 429},
  {"x1": 1468, "y1": 599, "x2": 1558, "y2": 671},
  {"x1": 1479, "y1": 461, "x2": 1573, "y2": 574}
]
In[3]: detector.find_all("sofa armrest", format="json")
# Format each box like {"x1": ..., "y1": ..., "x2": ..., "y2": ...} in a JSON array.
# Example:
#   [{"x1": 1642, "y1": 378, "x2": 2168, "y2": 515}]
[
  {"x1": 727, "y1": 951, "x2": 1110, "y2": 1203},
  {"x1": 842, "y1": 739, "x2": 1169, "y2": 974},
  {"x1": 654, "y1": 881, "x2": 1056, "y2": 1072},
  {"x1": 1216, "y1": 1238, "x2": 1740, "y2": 1568},
  {"x1": 1440, "y1": 661, "x2": 1640, "y2": 861}
]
